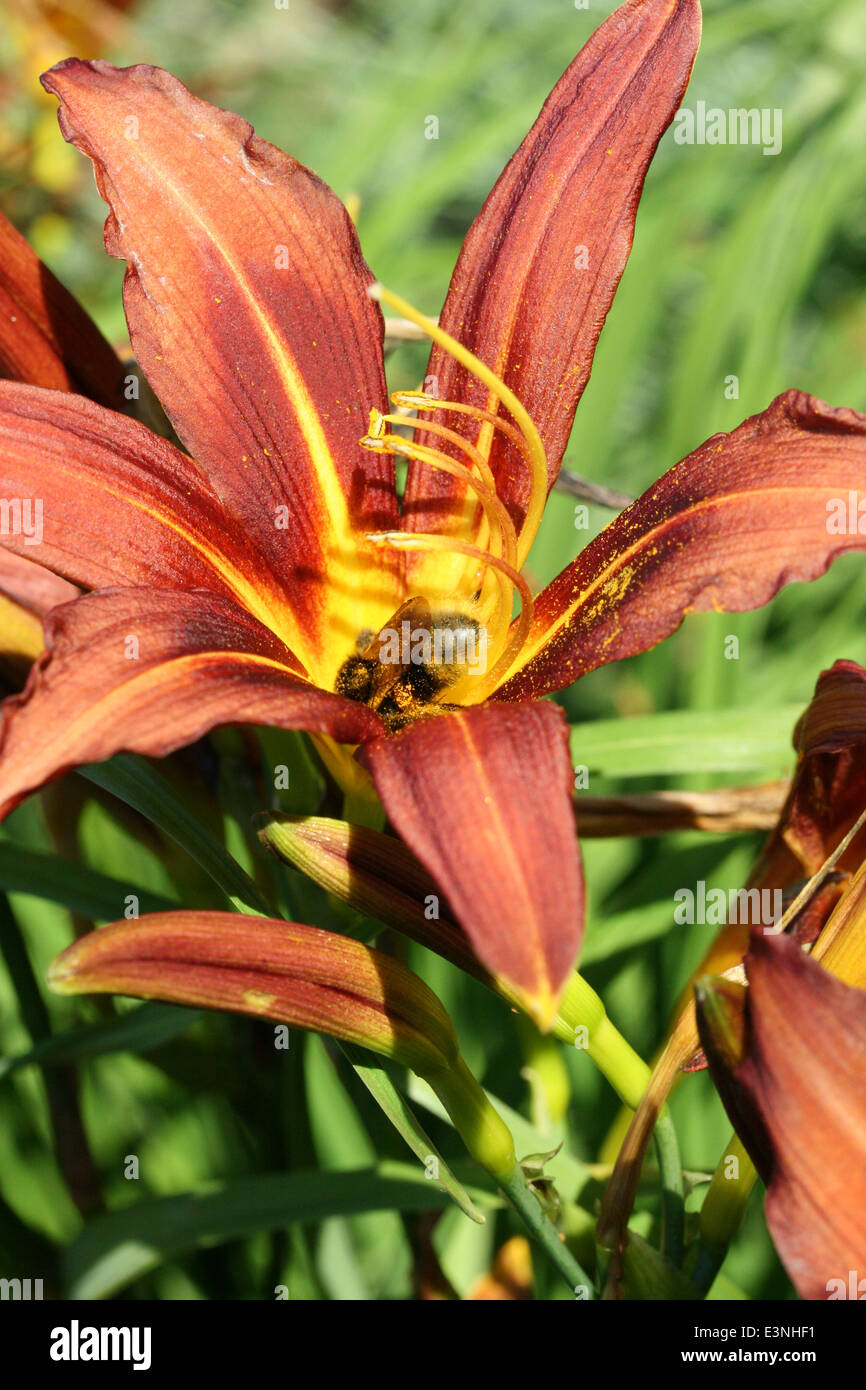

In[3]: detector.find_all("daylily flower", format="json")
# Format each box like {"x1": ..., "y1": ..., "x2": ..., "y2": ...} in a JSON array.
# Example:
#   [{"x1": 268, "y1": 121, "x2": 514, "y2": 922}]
[
  {"x1": 696, "y1": 931, "x2": 866, "y2": 1300},
  {"x1": 3, "y1": 0, "x2": 866, "y2": 1024}
]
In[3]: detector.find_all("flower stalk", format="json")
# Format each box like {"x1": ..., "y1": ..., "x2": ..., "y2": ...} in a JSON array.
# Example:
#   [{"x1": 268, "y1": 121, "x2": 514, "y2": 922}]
[{"x1": 691, "y1": 1133, "x2": 757, "y2": 1294}]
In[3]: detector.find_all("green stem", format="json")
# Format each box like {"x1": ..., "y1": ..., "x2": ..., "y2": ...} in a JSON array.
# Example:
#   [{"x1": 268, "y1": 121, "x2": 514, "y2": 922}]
[
  {"x1": 499, "y1": 1163, "x2": 595, "y2": 1297},
  {"x1": 692, "y1": 1132, "x2": 757, "y2": 1294},
  {"x1": 431, "y1": 1057, "x2": 594, "y2": 1296},
  {"x1": 653, "y1": 1106, "x2": 686, "y2": 1269},
  {"x1": 584, "y1": 1013, "x2": 650, "y2": 1107},
  {"x1": 555, "y1": 971, "x2": 685, "y2": 1267},
  {"x1": 514, "y1": 1014, "x2": 571, "y2": 1129}
]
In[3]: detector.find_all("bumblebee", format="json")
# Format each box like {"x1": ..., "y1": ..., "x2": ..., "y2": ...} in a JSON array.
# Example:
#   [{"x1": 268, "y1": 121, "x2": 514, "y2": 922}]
[{"x1": 335, "y1": 596, "x2": 484, "y2": 731}]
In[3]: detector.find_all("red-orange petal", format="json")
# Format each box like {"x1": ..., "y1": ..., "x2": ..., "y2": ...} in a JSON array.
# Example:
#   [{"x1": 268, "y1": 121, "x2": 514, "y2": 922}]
[
  {"x1": 0, "y1": 548, "x2": 78, "y2": 616},
  {"x1": 499, "y1": 393, "x2": 866, "y2": 701},
  {"x1": 401, "y1": 0, "x2": 701, "y2": 542},
  {"x1": 0, "y1": 381, "x2": 302, "y2": 649},
  {"x1": 0, "y1": 587, "x2": 382, "y2": 821},
  {"x1": 361, "y1": 700, "x2": 582, "y2": 1026},
  {"x1": 41, "y1": 60, "x2": 402, "y2": 683},
  {"x1": 0, "y1": 549, "x2": 78, "y2": 680},
  {"x1": 697, "y1": 932, "x2": 866, "y2": 1301},
  {"x1": 0, "y1": 206, "x2": 127, "y2": 405}
]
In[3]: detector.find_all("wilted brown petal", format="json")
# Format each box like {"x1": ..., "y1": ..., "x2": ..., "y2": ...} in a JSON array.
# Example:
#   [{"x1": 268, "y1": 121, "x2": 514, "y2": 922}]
[{"x1": 681, "y1": 660, "x2": 866, "y2": 1003}]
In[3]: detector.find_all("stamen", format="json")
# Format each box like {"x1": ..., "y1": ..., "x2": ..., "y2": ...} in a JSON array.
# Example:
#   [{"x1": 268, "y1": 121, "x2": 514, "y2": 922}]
[
  {"x1": 392, "y1": 391, "x2": 537, "y2": 479},
  {"x1": 366, "y1": 530, "x2": 534, "y2": 702},
  {"x1": 393, "y1": 393, "x2": 538, "y2": 572},
  {"x1": 385, "y1": 410, "x2": 497, "y2": 495},
  {"x1": 362, "y1": 412, "x2": 517, "y2": 570},
  {"x1": 370, "y1": 283, "x2": 548, "y2": 566},
  {"x1": 379, "y1": 407, "x2": 515, "y2": 652}
]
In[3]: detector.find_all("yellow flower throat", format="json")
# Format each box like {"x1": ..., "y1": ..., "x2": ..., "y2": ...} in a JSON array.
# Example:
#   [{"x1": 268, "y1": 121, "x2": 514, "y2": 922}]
[{"x1": 334, "y1": 284, "x2": 548, "y2": 731}]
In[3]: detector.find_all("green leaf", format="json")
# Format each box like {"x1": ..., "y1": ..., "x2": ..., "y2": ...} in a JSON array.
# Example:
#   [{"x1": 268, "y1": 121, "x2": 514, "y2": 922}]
[
  {"x1": 0, "y1": 1002, "x2": 199, "y2": 1081},
  {"x1": 65, "y1": 1162, "x2": 501, "y2": 1299},
  {"x1": 0, "y1": 893, "x2": 50, "y2": 1042},
  {"x1": 570, "y1": 706, "x2": 801, "y2": 780},
  {"x1": 0, "y1": 840, "x2": 176, "y2": 921},
  {"x1": 338, "y1": 1041, "x2": 486, "y2": 1224},
  {"x1": 305, "y1": 1036, "x2": 409, "y2": 1299},
  {"x1": 707, "y1": 1271, "x2": 751, "y2": 1300},
  {"x1": 81, "y1": 755, "x2": 272, "y2": 916}
]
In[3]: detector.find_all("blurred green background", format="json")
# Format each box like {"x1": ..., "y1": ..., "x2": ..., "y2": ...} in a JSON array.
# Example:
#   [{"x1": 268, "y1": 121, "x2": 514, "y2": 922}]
[{"x1": 1, "y1": 0, "x2": 865, "y2": 1300}]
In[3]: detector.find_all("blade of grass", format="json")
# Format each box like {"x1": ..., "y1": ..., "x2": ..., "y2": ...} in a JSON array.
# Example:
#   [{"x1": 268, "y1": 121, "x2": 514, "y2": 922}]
[
  {"x1": 65, "y1": 1162, "x2": 501, "y2": 1299},
  {"x1": 0, "y1": 1002, "x2": 200, "y2": 1081},
  {"x1": 80, "y1": 755, "x2": 272, "y2": 916},
  {"x1": 338, "y1": 1041, "x2": 486, "y2": 1224},
  {"x1": 571, "y1": 706, "x2": 802, "y2": 780},
  {"x1": 0, "y1": 840, "x2": 176, "y2": 921},
  {"x1": 0, "y1": 894, "x2": 103, "y2": 1215}
]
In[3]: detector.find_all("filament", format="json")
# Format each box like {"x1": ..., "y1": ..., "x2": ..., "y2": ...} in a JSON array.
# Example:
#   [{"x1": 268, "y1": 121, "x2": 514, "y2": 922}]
[
  {"x1": 393, "y1": 392, "x2": 538, "y2": 490},
  {"x1": 364, "y1": 412, "x2": 517, "y2": 570},
  {"x1": 387, "y1": 403, "x2": 499, "y2": 493},
  {"x1": 370, "y1": 283, "x2": 548, "y2": 566}
]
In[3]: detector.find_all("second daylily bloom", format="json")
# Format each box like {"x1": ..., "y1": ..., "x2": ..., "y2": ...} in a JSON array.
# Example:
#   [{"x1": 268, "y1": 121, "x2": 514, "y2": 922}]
[
  {"x1": 597, "y1": 668, "x2": 866, "y2": 1284},
  {"x1": 697, "y1": 931, "x2": 866, "y2": 1300},
  {"x1": 3, "y1": 0, "x2": 866, "y2": 1021}
]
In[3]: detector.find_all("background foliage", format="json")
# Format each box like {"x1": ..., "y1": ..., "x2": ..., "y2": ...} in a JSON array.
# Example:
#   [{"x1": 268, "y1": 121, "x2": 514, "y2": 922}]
[{"x1": 1, "y1": 0, "x2": 865, "y2": 1299}]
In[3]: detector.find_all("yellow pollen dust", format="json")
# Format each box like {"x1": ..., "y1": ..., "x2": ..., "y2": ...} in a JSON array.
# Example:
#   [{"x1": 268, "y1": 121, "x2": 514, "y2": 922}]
[{"x1": 242, "y1": 990, "x2": 277, "y2": 1012}]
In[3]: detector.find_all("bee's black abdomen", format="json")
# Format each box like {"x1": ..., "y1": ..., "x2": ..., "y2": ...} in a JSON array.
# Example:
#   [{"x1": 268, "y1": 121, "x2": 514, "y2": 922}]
[{"x1": 334, "y1": 654, "x2": 377, "y2": 704}]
